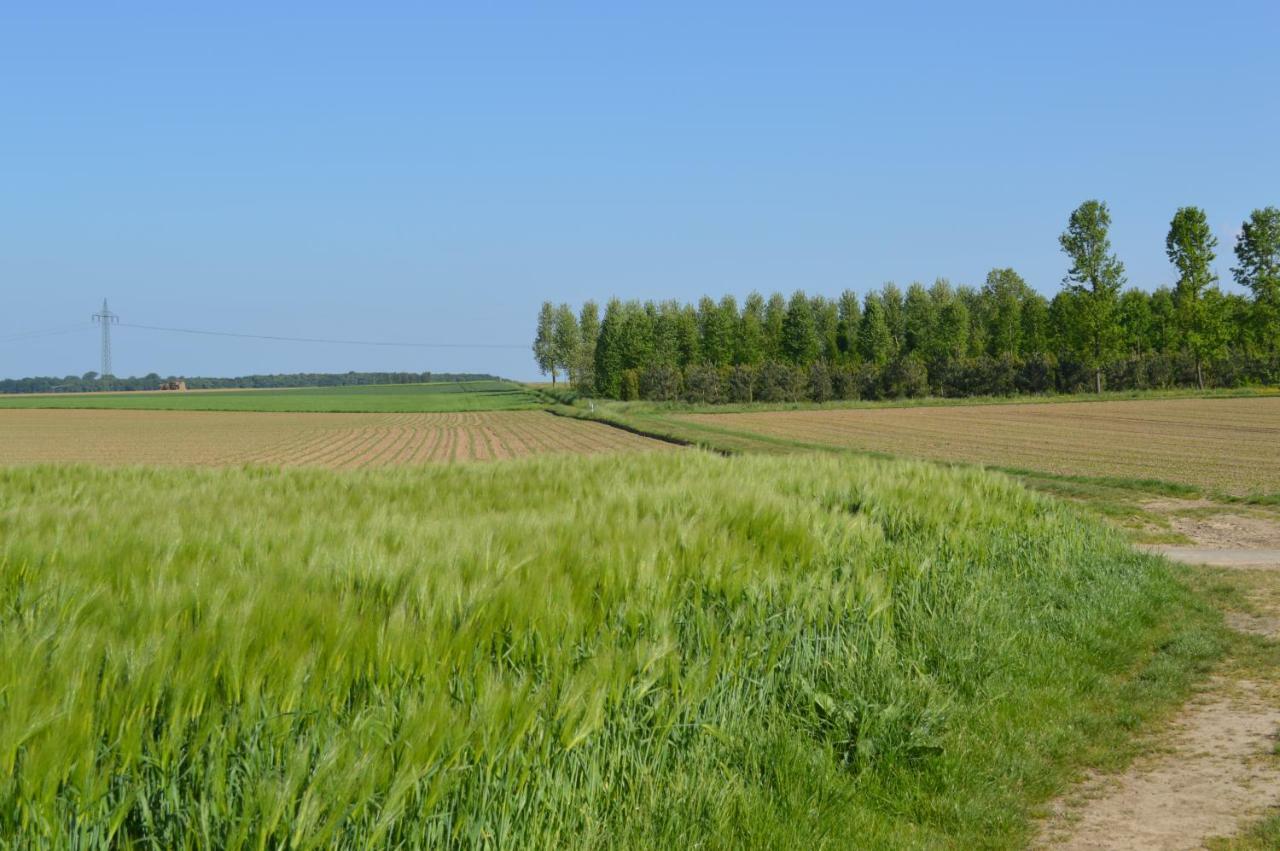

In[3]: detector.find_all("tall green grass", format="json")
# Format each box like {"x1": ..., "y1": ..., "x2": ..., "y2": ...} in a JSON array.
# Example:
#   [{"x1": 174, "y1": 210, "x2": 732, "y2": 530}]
[
  {"x1": 0, "y1": 380, "x2": 540, "y2": 413},
  {"x1": 0, "y1": 453, "x2": 1215, "y2": 848}
]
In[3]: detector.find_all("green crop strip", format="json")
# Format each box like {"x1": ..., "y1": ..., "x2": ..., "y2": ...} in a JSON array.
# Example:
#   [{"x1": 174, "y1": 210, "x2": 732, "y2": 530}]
[{"x1": 0, "y1": 453, "x2": 1217, "y2": 848}]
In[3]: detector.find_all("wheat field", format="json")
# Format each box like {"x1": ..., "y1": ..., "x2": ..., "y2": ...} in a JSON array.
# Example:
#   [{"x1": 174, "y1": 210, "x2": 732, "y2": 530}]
[{"x1": 0, "y1": 452, "x2": 1212, "y2": 848}]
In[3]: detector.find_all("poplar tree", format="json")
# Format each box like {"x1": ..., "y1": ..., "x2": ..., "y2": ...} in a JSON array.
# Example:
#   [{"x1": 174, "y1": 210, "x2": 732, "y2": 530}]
[
  {"x1": 1166, "y1": 206, "x2": 1219, "y2": 387},
  {"x1": 982, "y1": 268, "x2": 1028, "y2": 357},
  {"x1": 718, "y1": 295, "x2": 741, "y2": 364},
  {"x1": 1060, "y1": 200, "x2": 1126, "y2": 393},
  {"x1": 763, "y1": 293, "x2": 787, "y2": 360},
  {"x1": 932, "y1": 297, "x2": 970, "y2": 363},
  {"x1": 1020, "y1": 292, "x2": 1050, "y2": 355},
  {"x1": 858, "y1": 294, "x2": 893, "y2": 366},
  {"x1": 533, "y1": 301, "x2": 557, "y2": 384},
  {"x1": 902, "y1": 282, "x2": 936, "y2": 356},
  {"x1": 1233, "y1": 207, "x2": 1280, "y2": 353},
  {"x1": 811, "y1": 295, "x2": 840, "y2": 362},
  {"x1": 835, "y1": 289, "x2": 861, "y2": 360},
  {"x1": 881, "y1": 283, "x2": 906, "y2": 352},
  {"x1": 697, "y1": 296, "x2": 733, "y2": 366},
  {"x1": 675, "y1": 304, "x2": 700, "y2": 368},
  {"x1": 737, "y1": 292, "x2": 767, "y2": 365},
  {"x1": 782, "y1": 291, "x2": 819, "y2": 363},
  {"x1": 649, "y1": 301, "x2": 682, "y2": 371},
  {"x1": 593, "y1": 299, "x2": 625, "y2": 397},
  {"x1": 551, "y1": 303, "x2": 580, "y2": 386},
  {"x1": 576, "y1": 301, "x2": 600, "y2": 392},
  {"x1": 1118, "y1": 289, "x2": 1153, "y2": 356}
]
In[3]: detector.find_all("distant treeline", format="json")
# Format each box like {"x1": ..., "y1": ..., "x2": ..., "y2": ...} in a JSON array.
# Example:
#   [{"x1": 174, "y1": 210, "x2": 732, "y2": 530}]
[
  {"x1": 0, "y1": 371, "x2": 498, "y2": 394},
  {"x1": 534, "y1": 202, "x2": 1280, "y2": 401}
]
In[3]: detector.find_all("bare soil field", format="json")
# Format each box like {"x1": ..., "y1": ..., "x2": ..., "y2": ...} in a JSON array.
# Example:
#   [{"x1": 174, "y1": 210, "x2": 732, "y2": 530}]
[
  {"x1": 0, "y1": 409, "x2": 671, "y2": 468},
  {"x1": 678, "y1": 396, "x2": 1280, "y2": 496}
]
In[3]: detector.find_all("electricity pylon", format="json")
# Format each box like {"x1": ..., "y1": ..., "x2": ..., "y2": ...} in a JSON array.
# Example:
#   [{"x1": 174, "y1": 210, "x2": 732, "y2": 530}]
[{"x1": 92, "y1": 299, "x2": 119, "y2": 380}]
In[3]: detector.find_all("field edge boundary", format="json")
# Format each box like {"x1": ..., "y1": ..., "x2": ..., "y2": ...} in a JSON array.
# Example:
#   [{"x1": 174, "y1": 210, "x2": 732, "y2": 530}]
[{"x1": 545, "y1": 406, "x2": 732, "y2": 455}]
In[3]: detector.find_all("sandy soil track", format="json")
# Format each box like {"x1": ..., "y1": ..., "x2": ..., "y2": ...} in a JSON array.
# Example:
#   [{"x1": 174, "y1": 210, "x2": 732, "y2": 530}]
[
  {"x1": 1042, "y1": 503, "x2": 1280, "y2": 849},
  {"x1": 0, "y1": 409, "x2": 672, "y2": 467}
]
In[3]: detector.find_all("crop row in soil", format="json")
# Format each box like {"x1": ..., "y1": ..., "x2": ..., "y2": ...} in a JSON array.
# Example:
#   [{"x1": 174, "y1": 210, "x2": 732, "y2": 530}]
[{"x1": 0, "y1": 409, "x2": 672, "y2": 468}]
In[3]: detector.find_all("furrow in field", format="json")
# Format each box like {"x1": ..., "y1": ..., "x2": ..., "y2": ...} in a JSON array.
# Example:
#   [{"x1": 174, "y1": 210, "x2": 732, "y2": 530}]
[
  {"x1": 678, "y1": 396, "x2": 1280, "y2": 494},
  {"x1": 0, "y1": 409, "x2": 674, "y2": 469}
]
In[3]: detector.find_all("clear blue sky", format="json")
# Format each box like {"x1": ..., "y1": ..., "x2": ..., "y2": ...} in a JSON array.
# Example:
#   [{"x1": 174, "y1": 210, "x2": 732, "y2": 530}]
[{"x1": 2, "y1": 2, "x2": 1277, "y2": 381}]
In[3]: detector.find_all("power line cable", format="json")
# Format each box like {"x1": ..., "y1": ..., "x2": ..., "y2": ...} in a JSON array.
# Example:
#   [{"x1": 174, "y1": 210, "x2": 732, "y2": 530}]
[
  {"x1": 117, "y1": 322, "x2": 528, "y2": 350},
  {"x1": 0, "y1": 323, "x2": 92, "y2": 344}
]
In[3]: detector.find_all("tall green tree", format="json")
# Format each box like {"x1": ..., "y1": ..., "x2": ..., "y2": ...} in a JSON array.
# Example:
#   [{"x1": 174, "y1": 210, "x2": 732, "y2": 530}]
[
  {"x1": 763, "y1": 293, "x2": 787, "y2": 360},
  {"x1": 533, "y1": 301, "x2": 557, "y2": 384},
  {"x1": 551, "y1": 303, "x2": 580, "y2": 385},
  {"x1": 650, "y1": 301, "x2": 682, "y2": 370},
  {"x1": 923, "y1": 280, "x2": 967, "y2": 363},
  {"x1": 902, "y1": 283, "x2": 935, "y2": 356},
  {"x1": 1020, "y1": 292, "x2": 1050, "y2": 355},
  {"x1": 956, "y1": 286, "x2": 987, "y2": 358},
  {"x1": 881, "y1": 283, "x2": 906, "y2": 352},
  {"x1": 593, "y1": 299, "x2": 625, "y2": 397},
  {"x1": 1147, "y1": 287, "x2": 1177, "y2": 354},
  {"x1": 675, "y1": 304, "x2": 701, "y2": 368},
  {"x1": 835, "y1": 289, "x2": 861, "y2": 360},
  {"x1": 982, "y1": 268, "x2": 1028, "y2": 357},
  {"x1": 618, "y1": 301, "x2": 655, "y2": 370},
  {"x1": 1047, "y1": 291, "x2": 1080, "y2": 356},
  {"x1": 1166, "y1": 206, "x2": 1219, "y2": 387},
  {"x1": 858, "y1": 294, "x2": 893, "y2": 366},
  {"x1": 1117, "y1": 289, "x2": 1153, "y2": 356},
  {"x1": 782, "y1": 291, "x2": 819, "y2": 364},
  {"x1": 737, "y1": 292, "x2": 767, "y2": 365},
  {"x1": 1060, "y1": 200, "x2": 1126, "y2": 393},
  {"x1": 811, "y1": 295, "x2": 839, "y2": 362},
  {"x1": 1233, "y1": 207, "x2": 1280, "y2": 353},
  {"x1": 576, "y1": 301, "x2": 600, "y2": 392},
  {"x1": 932, "y1": 297, "x2": 970, "y2": 364},
  {"x1": 718, "y1": 295, "x2": 741, "y2": 364}
]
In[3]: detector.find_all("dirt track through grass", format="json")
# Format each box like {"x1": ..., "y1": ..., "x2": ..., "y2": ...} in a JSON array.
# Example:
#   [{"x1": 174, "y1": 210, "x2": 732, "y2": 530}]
[
  {"x1": 677, "y1": 396, "x2": 1280, "y2": 496},
  {"x1": 0, "y1": 409, "x2": 672, "y2": 467}
]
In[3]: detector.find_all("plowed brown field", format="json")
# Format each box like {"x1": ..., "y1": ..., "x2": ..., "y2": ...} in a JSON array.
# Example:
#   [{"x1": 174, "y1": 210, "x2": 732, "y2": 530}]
[
  {"x1": 0, "y1": 409, "x2": 671, "y2": 468},
  {"x1": 677, "y1": 396, "x2": 1280, "y2": 495}
]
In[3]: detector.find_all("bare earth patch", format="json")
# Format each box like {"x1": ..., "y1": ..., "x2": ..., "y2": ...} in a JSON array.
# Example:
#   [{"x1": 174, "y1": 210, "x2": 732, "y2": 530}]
[
  {"x1": 0, "y1": 409, "x2": 674, "y2": 468},
  {"x1": 1039, "y1": 679, "x2": 1280, "y2": 850},
  {"x1": 1166, "y1": 513, "x2": 1280, "y2": 551},
  {"x1": 1138, "y1": 502, "x2": 1280, "y2": 571},
  {"x1": 679, "y1": 396, "x2": 1280, "y2": 496}
]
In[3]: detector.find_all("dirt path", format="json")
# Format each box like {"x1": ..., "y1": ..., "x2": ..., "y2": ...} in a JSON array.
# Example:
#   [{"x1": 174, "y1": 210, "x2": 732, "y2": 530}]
[
  {"x1": 1145, "y1": 547, "x2": 1280, "y2": 569},
  {"x1": 1039, "y1": 677, "x2": 1280, "y2": 849},
  {"x1": 1039, "y1": 503, "x2": 1280, "y2": 850}
]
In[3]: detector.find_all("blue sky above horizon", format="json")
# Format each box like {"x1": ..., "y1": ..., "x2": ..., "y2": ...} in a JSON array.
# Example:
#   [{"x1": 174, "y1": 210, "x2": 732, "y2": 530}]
[{"x1": 3, "y1": 2, "x2": 1277, "y2": 381}]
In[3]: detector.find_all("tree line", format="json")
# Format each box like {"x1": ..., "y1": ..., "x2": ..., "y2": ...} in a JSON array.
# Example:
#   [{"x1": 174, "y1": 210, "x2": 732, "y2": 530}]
[
  {"x1": 0, "y1": 371, "x2": 497, "y2": 394},
  {"x1": 533, "y1": 202, "x2": 1280, "y2": 402}
]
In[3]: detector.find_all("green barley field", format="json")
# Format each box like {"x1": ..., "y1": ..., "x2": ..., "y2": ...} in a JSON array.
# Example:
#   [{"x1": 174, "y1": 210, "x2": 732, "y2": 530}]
[
  {"x1": 0, "y1": 379, "x2": 541, "y2": 414},
  {"x1": 0, "y1": 452, "x2": 1215, "y2": 848}
]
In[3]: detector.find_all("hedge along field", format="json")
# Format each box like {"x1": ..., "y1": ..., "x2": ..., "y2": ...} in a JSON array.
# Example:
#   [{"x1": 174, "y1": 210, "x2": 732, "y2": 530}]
[
  {"x1": 676, "y1": 395, "x2": 1280, "y2": 497},
  {"x1": 0, "y1": 379, "x2": 541, "y2": 413},
  {"x1": 0, "y1": 453, "x2": 1215, "y2": 848},
  {"x1": 0, "y1": 410, "x2": 669, "y2": 467}
]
